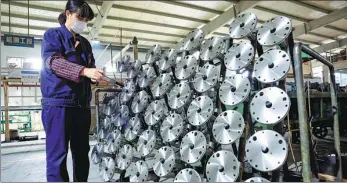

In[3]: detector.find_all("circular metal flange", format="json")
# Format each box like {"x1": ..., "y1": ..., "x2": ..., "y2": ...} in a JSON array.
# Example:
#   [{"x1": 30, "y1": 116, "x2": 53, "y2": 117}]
[
  {"x1": 250, "y1": 87, "x2": 290, "y2": 124},
  {"x1": 229, "y1": 12, "x2": 258, "y2": 39},
  {"x1": 98, "y1": 127, "x2": 107, "y2": 140},
  {"x1": 118, "y1": 55, "x2": 132, "y2": 72},
  {"x1": 254, "y1": 49, "x2": 291, "y2": 83},
  {"x1": 224, "y1": 42, "x2": 254, "y2": 71},
  {"x1": 120, "y1": 79, "x2": 136, "y2": 103},
  {"x1": 168, "y1": 81, "x2": 192, "y2": 109},
  {"x1": 103, "y1": 104, "x2": 114, "y2": 116},
  {"x1": 212, "y1": 110, "x2": 245, "y2": 144},
  {"x1": 160, "y1": 113, "x2": 184, "y2": 142},
  {"x1": 113, "y1": 105, "x2": 130, "y2": 127},
  {"x1": 219, "y1": 74, "x2": 251, "y2": 106},
  {"x1": 206, "y1": 150, "x2": 240, "y2": 182},
  {"x1": 245, "y1": 130, "x2": 288, "y2": 172},
  {"x1": 124, "y1": 116, "x2": 142, "y2": 141},
  {"x1": 158, "y1": 49, "x2": 177, "y2": 71},
  {"x1": 153, "y1": 146, "x2": 175, "y2": 177},
  {"x1": 131, "y1": 91, "x2": 150, "y2": 114},
  {"x1": 99, "y1": 157, "x2": 116, "y2": 182},
  {"x1": 175, "y1": 55, "x2": 198, "y2": 80},
  {"x1": 144, "y1": 100, "x2": 168, "y2": 126},
  {"x1": 105, "y1": 130, "x2": 122, "y2": 154},
  {"x1": 145, "y1": 44, "x2": 161, "y2": 64},
  {"x1": 116, "y1": 144, "x2": 134, "y2": 170},
  {"x1": 245, "y1": 177, "x2": 270, "y2": 182},
  {"x1": 193, "y1": 63, "x2": 219, "y2": 93},
  {"x1": 137, "y1": 130, "x2": 156, "y2": 157},
  {"x1": 180, "y1": 131, "x2": 207, "y2": 164},
  {"x1": 137, "y1": 66, "x2": 157, "y2": 88},
  {"x1": 127, "y1": 60, "x2": 142, "y2": 79},
  {"x1": 174, "y1": 168, "x2": 202, "y2": 182},
  {"x1": 151, "y1": 73, "x2": 173, "y2": 98},
  {"x1": 257, "y1": 16, "x2": 292, "y2": 46},
  {"x1": 102, "y1": 116, "x2": 111, "y2": 128},
  {"x1": 187, "y1": 96, "x2": 214, "y2": 126},
  {"x1": 179, "y1": 29, "x2": 205, "y2": 51},
  {"x1": 91, "y1": 142, "x2": 104, "y2": 164},
  {"x1": 129, "y1": 160, "x2": 149, "y2": 182},
  {"x1": 199, "y1": 37, "x2": 224, "y2": 61}
]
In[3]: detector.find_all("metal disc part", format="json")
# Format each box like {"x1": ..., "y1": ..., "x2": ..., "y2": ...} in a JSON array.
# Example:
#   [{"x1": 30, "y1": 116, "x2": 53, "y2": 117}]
[
  {"x1": 187, "y1": 96, "x2": 214, "y2": 126},
  {"x1": 250, "y1": 87, "x2": 290, "y2": 124},
  {"x1": 206, "y1": 150, "x2": 240, "y2": 182},
  {"x1": 219, "y1": 74, "x2": 251, "y2": 106},
  {"x1": 153, "y1": 146, "x2": 176, "y2": 177},
  {"x1": 127, "y1": 60, "x2": 142, "y2": 79},
  {"x1": 245, "y1": 130, "x2": 288, "y2": 172},
  {"x1": 98, "y1": 127, "x2": 107, "y2": 140},
  {"x1": 229, "y1": 12, "x2": 258, "y2": 39},
  {"x1": 131, "y1": 90, "x2": 150, "y2": 114},
  {"x1": 179, "y1": 29, "x2": 205, "y2": 51},
  {"x1": 145, "y1": 44, "x2": 161, "y2": 64},
  {"x1": 116, "y1": 144, "x2": 134, "y2": 170},
  {"x1": 158, "y1": 49, "x2": 177, "y2": 71},
  {"x1": 113, "y1": 105, "x2": 130, "y2": 127},
  {"x1": 213, "y1": 110, "x2": 245, "y2": 144},
  {"x1": 193, "y1": 63, "x2": 219, "y2": 93},
  {"x1": 245, "y1": 177, "x2": 270, "y2": 182},
  {"x1": 151, "y1": 73, "x2": 173, "y2": 98},
  {"x1": 224, "y1": 41, "x2": 254, "y2": 71},
  {"x1": 144, "y1": 100, "x2": 168, "y2": 126},
  {"x1": 137, "y1": 130, "x2": 157, "y2": 157},
  {"x1": 129, "y1": 160, "x2": 149, "y2": 182},
  {"x1": 257, "y1": 16, "x2": 292, "y2": 46},
  {"x1": 137, "y1": 66, "x2": 157, "y2": 88},
  {"x1": 160, "y1": 113, "x2": 184, "y2": 142},
  {"x1": 124, "y1": 116, "x2": 142, "y2": 141},
  {"x1": 254, "y1": 49, "x2": 291, "y2": 83},
  {"x1": 105, "y1": 130, "x2": 122, "y2": 154},
  {"x1": 120, "y1": 79, "x2": 136, "y2": 103},
  {"x1": 91, "y1": 142, "x2": 104, "y2": 164},
  {"x1": 99, "y1": 157, "x2": 116, "y2": 182},
  {"x1": 175, "y1": 55, "x2": 198, "y2": 80},
  {"x1": 117, "y1": 55, "x2": 131, "y2": 72},
  {"x1": 199, "y1": 37, "x2": 224, "y2": 61},
  {"x1": 168, "y1": 81, "x2": 192, "y2": 109},
  {"x1": 180, "y1": 131, "x2": 207, "y2": 164},
  {"x1": 174, "y1": 168, "x2": 202, "y2": 182}
]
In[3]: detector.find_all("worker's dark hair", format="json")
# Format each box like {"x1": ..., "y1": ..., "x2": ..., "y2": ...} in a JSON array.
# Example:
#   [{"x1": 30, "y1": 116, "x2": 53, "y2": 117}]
[{"x1": 58, "y1": 0, "x2": 95, "y2": 25}]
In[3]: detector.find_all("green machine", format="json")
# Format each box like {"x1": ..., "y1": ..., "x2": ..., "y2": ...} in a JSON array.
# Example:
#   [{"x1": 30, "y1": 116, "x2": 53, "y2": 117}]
[{"x1": 1, "y1": 112, "x2": 32, "y2": 133}]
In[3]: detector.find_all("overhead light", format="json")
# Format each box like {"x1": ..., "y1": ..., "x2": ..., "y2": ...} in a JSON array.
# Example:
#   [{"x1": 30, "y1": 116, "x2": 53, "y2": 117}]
[{"x1": 92, "y1": 40, "x2": 100, "y2": 45}]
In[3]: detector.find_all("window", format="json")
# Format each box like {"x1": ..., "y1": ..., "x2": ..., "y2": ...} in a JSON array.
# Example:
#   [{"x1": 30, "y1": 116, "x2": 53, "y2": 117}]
[{"x1": 7, "y1": 57, "x2": 23, "y2": 69}]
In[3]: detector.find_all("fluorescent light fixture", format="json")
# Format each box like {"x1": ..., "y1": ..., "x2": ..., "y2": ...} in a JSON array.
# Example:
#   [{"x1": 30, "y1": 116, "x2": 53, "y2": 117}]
[{"x1": 92, "y1": 40, "x2": 100, "y2": 45}]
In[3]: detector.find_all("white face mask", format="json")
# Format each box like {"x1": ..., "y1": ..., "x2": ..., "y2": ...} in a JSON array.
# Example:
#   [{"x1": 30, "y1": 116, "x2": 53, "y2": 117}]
[{"x1": 71, "y1": 20, "x2": 87, "y2": 34}]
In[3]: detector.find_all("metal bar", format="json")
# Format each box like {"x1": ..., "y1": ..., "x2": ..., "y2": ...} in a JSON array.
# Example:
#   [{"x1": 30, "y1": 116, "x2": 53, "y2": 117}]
[
  {"x1": 3, "y1": 82, "x2": 10, "y2": 142},
  {"x1": 133, "y1": 37, "x2": 139, "y2": 60},
  {"x1": 158, "y1": 1, "x2": 223, "y2": 14}
]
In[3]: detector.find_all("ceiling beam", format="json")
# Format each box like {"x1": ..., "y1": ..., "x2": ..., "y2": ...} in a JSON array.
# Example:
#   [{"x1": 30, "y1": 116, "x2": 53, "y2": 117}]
[
  {"x1": 308, "y1": 32, "x2": 336, "y2": 40},
  {"x1": 295, "y1": 38, "x2": 321, "y2": 45},
  {"x1": 288, "y1": 1, "x2": 331, "y2": 14},
  {"x1": 313, "y1": 38, "x2": 347, "y2": 53},
  {"x1": 2, "y1": 1, "x2": 63, "y2": 13},
  {"x1": 88, "y1": 1, "x2": 115, "y2": 40},
  {"x1": 158, "y1": 1, "x2": 223, "y2": 14}
]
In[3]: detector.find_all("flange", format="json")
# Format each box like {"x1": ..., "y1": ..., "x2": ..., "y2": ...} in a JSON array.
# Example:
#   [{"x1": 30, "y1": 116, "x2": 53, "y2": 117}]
[
  {"x1": 144, "y1": 99, "x2": 168, "y2": 126},
  {"x1": 206, "y1": 150, "x2": 240, "y2": 182},
  {"x1": 229, "y1": 12, "x2": 258, "y2": 39},
  {"x1": 151, "y1": 73, "x2": 173, "y2": 98},
  {"x1": 91, "y1": 142, "x2": 104, "y2": 164},
  {"x1": 174, "y1": 168, "x2": 202, "y2": 182},
  {"x1": 254, "y1": 49, "x2": 291, "y2": 83},
  {"x1": 131, "y1": 91, "x2": 150, "y2": 114},
  {"x1": 105, "y1": 129, "x2": 122, "y2": 154},
  {"x1": 117, "y1": 55, "x2": 131, "y2": 72},
  {"x1": 175, "y1": 55, "x2": 198, "y2": 80},
  {"x1": 145, "y1": 44, "x2": 161, "y2": 64},
  {"x1": 160, "y1": 113, "x2": 184, "y2": 143},
  {"x1": 127, "y1": 60, "x2": 142, "y2": 79},
  {"x1": 179, "y1": 29, "x2": 205, "y2": 51},
  {"x1": 98, "y1": 127, "x2": 107, "y2": 140},
  {"x1": 158, "y1": 49, "x2": 177, "y2": 71},
  {"x1": 245, "y1": 177, "x2": 270, "y2": 182},
  {"x1": 129, "y1": 160, "x2": 149, "y2": 182},
  {"x1": 137, "y1": 130, "x2": 156, "y2": 157},
  {"x1": 120, "y1": 79, "x2": 136, "y2": 103},
  {"x1": 187, "y1": 95, "x2": 214, "y2": 126},
  {"x1": 168, "y1": 81, "x2": 192, "y2": 109},
  {"x1": 224, "y1": 41, "x2": 254, "y2": 71},
  {"x1": 137, "y1": 66, "x2": 157, "y2": 89},
  {"x1": 193, "y1": 63, "x2": 219, "y2": 93},
  {"x1": 199, "y1": 37, "x2": 224, "y2": 61},
  {"x1": 116, "y1": 144, "x2": 134, "y2": 170},
  {"x1": 219, "y1": 74, "x2": 251, "y2": 106},
  {"x1": 99, "y1": 157, "x2": 116, "y2": 182},
  {"x1": 124, "y1": 116, "x2": 142, "y2": 142},
  {"x1": 180, "y1": 131, "x2": 207, "y2": 164},
  {"x1": 153, "y1": 146, "x2": 176, "y2": 177},
  {"x1": 250, "y1": 87, "x2": 290, "y2": 124},
  {"x1": 245, "y1": 130, "x2": 288, "y2": 172},
  {"x1": 212, "y1": 110, "x2": 245, "y2": 144},
  {"x1": 257, "y1": 16, "x2": 292, "y2": 46},
  {"x1": 113, "y1": 105, "x2": 130, "y2": 127}
]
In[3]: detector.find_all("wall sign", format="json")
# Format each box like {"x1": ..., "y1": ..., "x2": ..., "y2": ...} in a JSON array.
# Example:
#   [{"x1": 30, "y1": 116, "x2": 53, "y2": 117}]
[
  {"x1": 21, "y1": 70, "x2": 40, "y2": 83},
  {"x1": 4, "y1": 34, "x2": 34, "y2": 48}
]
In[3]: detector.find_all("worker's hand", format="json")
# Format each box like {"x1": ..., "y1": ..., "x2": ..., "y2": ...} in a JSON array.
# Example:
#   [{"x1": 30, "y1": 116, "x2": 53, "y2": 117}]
[{"x1": 80, "y1": 68, "x2": 104, "y2": 82}]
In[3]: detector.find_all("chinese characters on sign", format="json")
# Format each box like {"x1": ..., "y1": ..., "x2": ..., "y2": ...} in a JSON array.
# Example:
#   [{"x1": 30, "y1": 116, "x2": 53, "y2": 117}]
[
  {"x1": 4, "y1": 34, "x2": 34, "y2": 48},
  {"x1": 21, "y1": 71, "x2": 40, "y2": 83}
]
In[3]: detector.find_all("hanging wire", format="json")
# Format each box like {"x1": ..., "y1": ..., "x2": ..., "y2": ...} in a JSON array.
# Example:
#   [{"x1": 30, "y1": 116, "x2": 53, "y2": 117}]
[{"x1": 93, "y1": 0, "x2": 103, "y2": 17}]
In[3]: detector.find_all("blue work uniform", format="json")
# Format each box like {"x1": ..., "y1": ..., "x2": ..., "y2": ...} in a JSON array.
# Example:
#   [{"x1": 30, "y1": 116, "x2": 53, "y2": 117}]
[{"x1": 40, "y1": 24, "x2": 94, "y2": 182}]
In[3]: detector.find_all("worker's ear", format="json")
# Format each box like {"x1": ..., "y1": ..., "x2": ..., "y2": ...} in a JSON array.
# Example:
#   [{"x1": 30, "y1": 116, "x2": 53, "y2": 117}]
[{"x1": 65, "y1": 10, "x2": 71, "y2": 20}]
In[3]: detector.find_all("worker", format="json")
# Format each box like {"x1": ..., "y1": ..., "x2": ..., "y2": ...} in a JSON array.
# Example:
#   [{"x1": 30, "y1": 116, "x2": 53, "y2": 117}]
[{"x1": 40, "y1": 0, "x2": 103, "y2": 181}]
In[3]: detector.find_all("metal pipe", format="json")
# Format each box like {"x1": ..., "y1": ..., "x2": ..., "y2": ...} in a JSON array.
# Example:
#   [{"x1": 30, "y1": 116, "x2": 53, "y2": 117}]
[
  {"x1": 293, "y1": 42, "x2": 312, "y2": 182},
  {"x1": 302, "y1": 45, "x2": 334, "y2": 69}
]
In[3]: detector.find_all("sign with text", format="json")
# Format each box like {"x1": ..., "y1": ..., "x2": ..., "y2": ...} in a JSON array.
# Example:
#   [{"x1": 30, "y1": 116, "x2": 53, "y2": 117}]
[
  {"x1": 4, "y1": 34, "x2": 34, "y2": 48},
  {"x1": 21, "y1": 70, "x2": 40, "y2": 83}
]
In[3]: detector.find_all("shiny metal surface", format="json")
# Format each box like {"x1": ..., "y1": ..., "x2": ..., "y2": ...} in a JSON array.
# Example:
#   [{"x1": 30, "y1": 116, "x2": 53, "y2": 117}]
[
  {"x1": 174, "y1": 168, "x2": 201, "y2": 182},
  {"x1": 206, "y1": 150, "x2": 239, "y2": 182},
  {"x1": 219, "y1": 74, "x2": 250, "y2": 106},
  {"x1": 105, "y1": 130, "x2": 122, "y2": 154},
  {"x1": 193, "y1": 63, "x2": 219, "y2": 93},
  {"x1": 153, "y1": 146, "x2": 175, "y2": 177},
  {"x1": 160, "y1": 113, "x2": 184, "y2": 142},
  {"x1": 175, "y1": 55, "x2": 198, "y2": 80},
  {"x1": 151, "y1": 73, "x2": 173, "y2": 98},
  {"x1": 199, "y1": 37, "x2": 224, "y2": 61},
  {"x1": 91, "y1": 142, "x2": 104, "y2": 164},
  {"x1": 98, "y1": 127, "x2": 107, "y2": 140},
  {"x1": 124, "y1": 116, "x2": 142, "y2": 141},
  {"x1": 129, "y1": 160, "x2": 149, "y2": 182},
  {"x1": 179, "y1": 29, "x2": 204, "y2": 51},
  {"x1": 180, "y1": 131, "x2": 207, "y2": 164},
  {"x1": 245, "y1": 177, "x2": 270, "y2": 182},
  {"x1": 224, "y1": 42, "x2": 254, "y2": 71},
  {"x1": 168, "y1": 81, "x2": 192, "y2": 109},
  {"x1": 118, "y1": 55, "x2": 132, "y2": 72},
  {"x1": 245, "y1": 130, "x2": 288, "y2": 172},
  {"x1": 131, "y1": 91, "x2": 150, "y2": 114},
  {"x1": 116, "y1": 144, "x2": 134, "y2": 170},
  {"x1": 145, "y1": 44, "x2": 161, "y2": 64},
  {"x1": 113, "y1": 105, "x2": 130, "y2": 127},
  {"x1": 213, "y1": 110, "x2": 245, "y2": 144},
  {"x1": 257, "y1": 16, "x2": 292, "y2": 46},
  {"x1": 158, "y1": 49, "x2": 177, "y2": 71},
  {"x1": 229, "y1": 13, "x2": 258, "y2": 39},
  {"x1": 127, "y1": 60, "x2": 142, "y2": 79},
  {"x1": 254, "y1": 49, "x2": 291, "y2": 83},
  {"x1": 250, "y1": 87, "x2": 290, "y2": 124},
  {"x1": 120, "y1": 79, "x2": 136, "y2": 103},
  {"x1": 144, "y1": 99, "x2": 168, "y2": 126},
  {"x1": 187, "y1": 96, "x2": 214, "y2": 126},
  {"x1": 137, "y1": 130, "x2": 157, "y2": 157},
  {"x1": 99, "y1": 157, "x2": 116, "y2": 182},
  {"x1": 137, "y1": 66, "x2": 157, "y2": 88}
]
